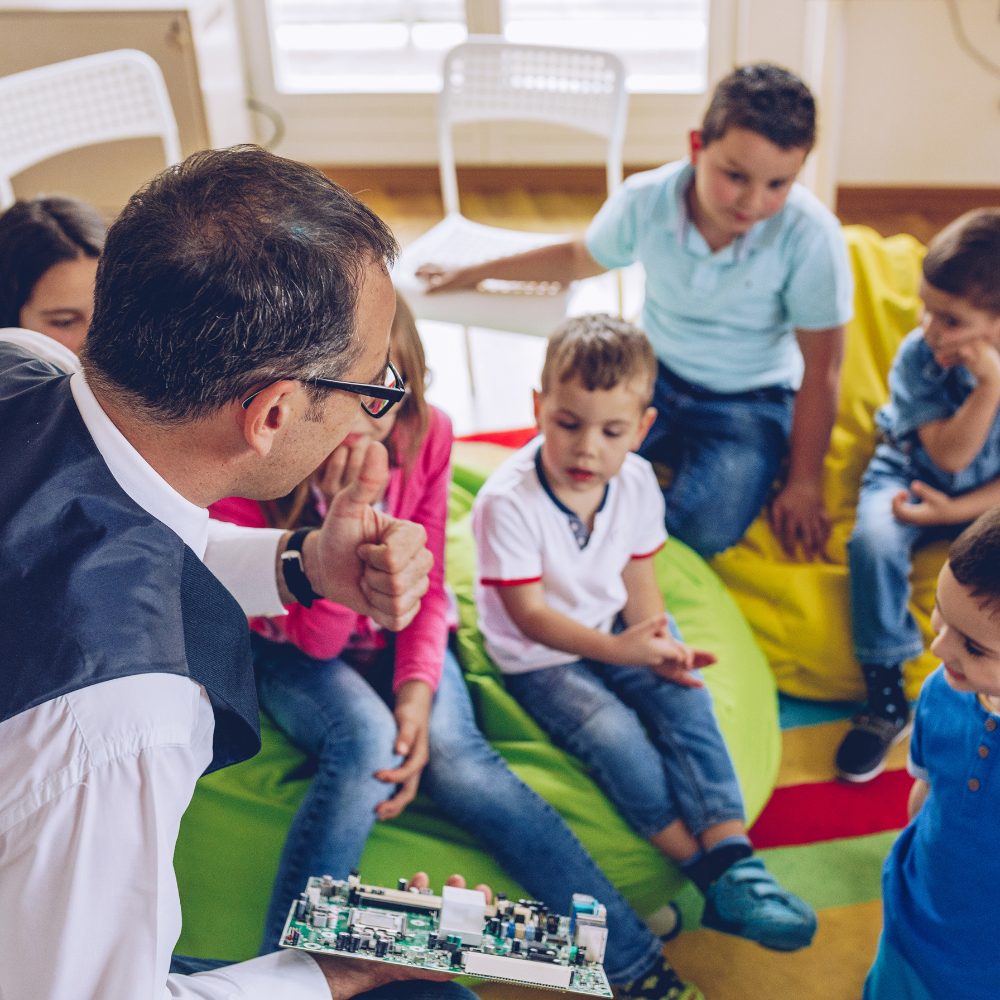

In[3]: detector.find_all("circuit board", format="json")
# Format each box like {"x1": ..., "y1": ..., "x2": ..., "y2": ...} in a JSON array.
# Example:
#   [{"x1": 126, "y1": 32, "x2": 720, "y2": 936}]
[{"x1": 279, "y1": 874, "x2": 613, "y2": 996}]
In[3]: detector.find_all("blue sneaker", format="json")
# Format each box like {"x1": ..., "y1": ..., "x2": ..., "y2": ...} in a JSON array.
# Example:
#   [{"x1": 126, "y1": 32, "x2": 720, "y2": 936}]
[{"x1": 701, "y1": 857, "x2": 817, "y2": 952}]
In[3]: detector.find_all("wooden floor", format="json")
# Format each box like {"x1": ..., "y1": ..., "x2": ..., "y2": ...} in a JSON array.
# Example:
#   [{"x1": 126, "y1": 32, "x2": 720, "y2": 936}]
[{"x1": 322, "y1": 167, "x2": 997, "y2": 248}]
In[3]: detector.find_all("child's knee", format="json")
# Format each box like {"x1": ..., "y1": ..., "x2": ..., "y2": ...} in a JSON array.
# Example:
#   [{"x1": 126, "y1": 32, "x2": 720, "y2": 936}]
[{"x1": 320, "y1": 708, "x2": 397, "y2": 771}]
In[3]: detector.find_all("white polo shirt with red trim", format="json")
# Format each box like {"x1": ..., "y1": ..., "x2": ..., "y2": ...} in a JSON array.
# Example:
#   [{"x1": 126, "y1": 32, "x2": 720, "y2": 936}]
[{"x1": 472, "y1": 440, "x2": 667, "y2": 673}]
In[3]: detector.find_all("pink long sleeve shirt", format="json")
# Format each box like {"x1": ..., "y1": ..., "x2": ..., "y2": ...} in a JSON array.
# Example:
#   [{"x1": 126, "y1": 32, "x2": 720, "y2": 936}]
[{"x1": 210, "y1": 407, "x2": 453, "y2": 693}]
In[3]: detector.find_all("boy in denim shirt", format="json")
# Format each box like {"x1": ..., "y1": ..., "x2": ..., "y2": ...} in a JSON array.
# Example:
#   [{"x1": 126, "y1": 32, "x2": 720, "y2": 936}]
[
  {"x1": 424, "y1": 64, "x2": 853, "y2": 559},
  {"x1": 839, "y1": 209, "x2": 1000, "y2": 782},
  {"x1": 473, "y1": 315, "x2": 816, "y2": 962},
  {"x1": 864, "y1": 507, "x2": 1000, "y2": 999}
]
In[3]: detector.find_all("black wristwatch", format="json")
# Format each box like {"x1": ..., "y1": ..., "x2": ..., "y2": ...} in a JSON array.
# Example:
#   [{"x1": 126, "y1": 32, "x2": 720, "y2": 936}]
[{"x1": 281, "y1": 528, "x2": 322, "y2": 608}]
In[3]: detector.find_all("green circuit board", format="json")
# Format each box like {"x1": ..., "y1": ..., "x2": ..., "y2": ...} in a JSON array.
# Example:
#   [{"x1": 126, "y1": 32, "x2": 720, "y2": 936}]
[{"x1": 279, "y1": 875, "x2": 613, "y2": 996}]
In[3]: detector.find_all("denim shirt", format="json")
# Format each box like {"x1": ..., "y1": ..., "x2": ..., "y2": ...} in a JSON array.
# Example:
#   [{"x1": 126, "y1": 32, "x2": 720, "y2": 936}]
[{"x1": 875, "y1": 328, "x2": 1000, "y2": 493}]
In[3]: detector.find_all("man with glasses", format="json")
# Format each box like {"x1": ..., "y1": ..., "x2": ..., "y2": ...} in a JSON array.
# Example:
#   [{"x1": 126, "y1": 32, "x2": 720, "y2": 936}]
[{"x1": 0, "y1": 146, "x2": 467, "y2": 1000}]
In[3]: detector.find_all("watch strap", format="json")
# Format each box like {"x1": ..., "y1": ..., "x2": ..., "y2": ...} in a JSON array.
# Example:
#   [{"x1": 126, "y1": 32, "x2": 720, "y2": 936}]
[{"x1": 281, "y1": 528, "x2": 321, "y2": 608}]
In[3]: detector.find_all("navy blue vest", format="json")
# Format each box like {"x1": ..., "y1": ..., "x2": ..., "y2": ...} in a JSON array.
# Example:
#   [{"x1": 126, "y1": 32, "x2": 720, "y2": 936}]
[{"x1": 0, "y1": 343, "x2": 260, "y2": 773}]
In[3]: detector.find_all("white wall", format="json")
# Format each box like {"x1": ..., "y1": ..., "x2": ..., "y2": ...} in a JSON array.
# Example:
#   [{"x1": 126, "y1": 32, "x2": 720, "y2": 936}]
[{"x1": 836, "y1": 0, "x2": 1000, "y2": 185}]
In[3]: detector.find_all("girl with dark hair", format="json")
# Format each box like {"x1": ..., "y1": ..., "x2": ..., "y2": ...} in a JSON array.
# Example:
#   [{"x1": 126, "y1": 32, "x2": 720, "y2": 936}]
[{"x1": 0, "y1": 195, "x2": 106, "y2": 352}]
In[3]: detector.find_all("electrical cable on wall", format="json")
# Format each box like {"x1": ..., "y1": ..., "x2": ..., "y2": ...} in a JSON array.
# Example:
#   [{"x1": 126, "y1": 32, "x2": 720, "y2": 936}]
[
  {"x1": 246, "y1": 96, "x2": 286, "y2": 150},
  {"x1": 943, "y1": 0, "x2": 1000, "y2": 78}
]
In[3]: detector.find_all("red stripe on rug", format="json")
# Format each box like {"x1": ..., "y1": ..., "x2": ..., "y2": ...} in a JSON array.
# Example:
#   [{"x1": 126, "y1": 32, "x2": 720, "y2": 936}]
[
  {"x1": 457, "y1": 428, "x2": 536, "y2": 448},
  {"x1": 748, "y1": 769, "x2": 914, "y2": 849}
]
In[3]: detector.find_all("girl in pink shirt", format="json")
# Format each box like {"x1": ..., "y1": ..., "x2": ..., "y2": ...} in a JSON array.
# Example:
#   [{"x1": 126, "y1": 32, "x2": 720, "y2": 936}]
[{"x1": 211, "y1": 296, "x2": 689, "y2": 998}]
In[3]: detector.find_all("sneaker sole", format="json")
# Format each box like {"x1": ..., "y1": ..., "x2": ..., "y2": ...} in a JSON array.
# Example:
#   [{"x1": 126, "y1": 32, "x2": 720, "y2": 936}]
[{"x1": 836, "y1": 720, "x2": 912, "y2": 784}]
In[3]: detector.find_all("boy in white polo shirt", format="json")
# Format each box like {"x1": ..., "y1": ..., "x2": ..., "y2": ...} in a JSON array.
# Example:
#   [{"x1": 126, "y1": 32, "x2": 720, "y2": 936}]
[
  {"x1": 425, "y1": 63, "x2": 853, "y2": 559},
  {"x1": 472, "y1": 314, "x2": 816, "y2": 955}
]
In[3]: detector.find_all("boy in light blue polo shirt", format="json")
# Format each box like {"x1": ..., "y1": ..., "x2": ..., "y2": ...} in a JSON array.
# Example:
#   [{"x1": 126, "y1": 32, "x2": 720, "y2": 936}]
[{"x1": 418, "y1": 63, "x2": 853, "y2": 558}]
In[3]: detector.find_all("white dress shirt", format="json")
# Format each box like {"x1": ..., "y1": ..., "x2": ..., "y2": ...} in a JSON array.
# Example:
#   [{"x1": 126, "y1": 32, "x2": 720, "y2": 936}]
[{"x1": 0, "y1": 332, "x2": 327, "y2": 999}]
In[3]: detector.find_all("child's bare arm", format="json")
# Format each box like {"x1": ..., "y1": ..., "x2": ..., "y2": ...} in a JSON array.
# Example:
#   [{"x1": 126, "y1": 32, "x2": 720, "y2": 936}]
[
  {"x1": 917, "y1": 340, "x2": 1000, "y2": 472},
  {"x1": 620, "y1": 555, "x2": 665, "y2": 625},
  {"x1": 496, "y1": 581, "x2": 698, "y2": 671},
  {"x1": 415, "y1": 239, "x2": 605, "y2": 293},
  {"x1": 892, "y1": 475, "x2": 1000, "y2": 527},
  {"x1": 908, "y1": 778, "x2": 930, "y2": 819},
  {"x1": 770, "y1": 325, "x2": 844, "y2": 559}
]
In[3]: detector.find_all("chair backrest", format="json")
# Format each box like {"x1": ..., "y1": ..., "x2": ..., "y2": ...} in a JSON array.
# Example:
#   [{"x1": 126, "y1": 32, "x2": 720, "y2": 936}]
[
  {"x1": 438, "y1": 38, "x2": 627, "y2": 216},
  {"x1": 0, "y1": 49, "x2": 182, "y2": 209}
]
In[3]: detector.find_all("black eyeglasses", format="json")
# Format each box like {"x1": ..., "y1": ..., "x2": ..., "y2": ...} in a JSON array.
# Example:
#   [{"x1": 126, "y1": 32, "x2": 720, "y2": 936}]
[{"x1": 241, "y1": 359, "x2": 406, "y2": 419}]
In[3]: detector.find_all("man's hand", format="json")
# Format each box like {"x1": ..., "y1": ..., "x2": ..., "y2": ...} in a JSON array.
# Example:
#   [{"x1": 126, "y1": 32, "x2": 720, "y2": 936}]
[
  {"x1": 374, "y1": 680, "x2": 433, "y2": 820},
  {"x1": 415, "y1": 262, "x2": 479, "y2": 294},
  {"x1": 315, "y1": 872, "x2": 492, "y2": 1000},
  {"x1": 769, "y1": 478, "x2": 830, "y2": 560},
  {"x1": 891, "y1": 481, "x2": 963, "y2": 526},
  {"x1": 306, "y1": 438, "x2": 432, "y2": 631}
]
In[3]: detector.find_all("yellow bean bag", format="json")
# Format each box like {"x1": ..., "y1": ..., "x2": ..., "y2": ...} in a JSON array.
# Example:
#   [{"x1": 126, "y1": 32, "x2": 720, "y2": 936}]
[{"x1": 712, "y1": 225, "x2": 940, "y2": 702}]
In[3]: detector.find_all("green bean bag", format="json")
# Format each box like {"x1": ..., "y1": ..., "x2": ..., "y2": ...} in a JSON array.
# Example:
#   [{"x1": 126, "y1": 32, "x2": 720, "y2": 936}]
[{"x1": 174, "y1": 455, "x2": 780, "y2": 960}]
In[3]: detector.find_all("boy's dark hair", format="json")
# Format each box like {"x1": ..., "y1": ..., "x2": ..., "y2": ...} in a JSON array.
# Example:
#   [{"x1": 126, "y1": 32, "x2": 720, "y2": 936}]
[
  {"x1": 922, "y1": 208, "x2": 1000, "y2": 315},
  {"x1": 0, "y1": 196, "x2": 106, "y2": 327},
  {"x1": 700, "y1": 63, "x2": 816, "y2": 151},
  {"x1": 541, "y1": 314, "x2": 657, "y2": 402},
  {"x1": 81, "y1": 145, "x2": 398, "y2": 422},
  {"x1": 950, "y1": 507, "x2": 1000, "y2": 613}
]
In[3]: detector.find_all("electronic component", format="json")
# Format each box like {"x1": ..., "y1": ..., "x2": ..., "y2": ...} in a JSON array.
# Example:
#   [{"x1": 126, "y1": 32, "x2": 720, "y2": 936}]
[{"x1": 279, "y1": 875, "x2": 612, "y2": 996}]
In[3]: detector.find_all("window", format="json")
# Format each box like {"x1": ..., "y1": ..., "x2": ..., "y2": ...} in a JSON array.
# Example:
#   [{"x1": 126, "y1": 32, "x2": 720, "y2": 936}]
[
  {"x1": 503, "y1": 1, "x2": 708, "y2": 94},
  {"x1": 264, "y1": 0, "x2": 708, "y2": 95},
  {"x1": 267, "y1": 0, "x2": 467, "y2": 93}
]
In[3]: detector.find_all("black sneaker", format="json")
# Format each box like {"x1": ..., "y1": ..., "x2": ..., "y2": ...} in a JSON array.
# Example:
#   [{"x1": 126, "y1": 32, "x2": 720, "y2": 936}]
[
  {"x1": 616, "y1": 955, "x2": 704, "y2": 1000},
  {"x1": 835, "y1": 713, "x2": 911, "y2": 783}
]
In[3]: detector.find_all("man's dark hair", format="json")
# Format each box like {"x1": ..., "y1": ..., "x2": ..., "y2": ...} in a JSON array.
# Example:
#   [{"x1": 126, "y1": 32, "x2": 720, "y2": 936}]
[
  {"x1": 0, "y1": 195, "x2": 106, "y2": 327},
  {"x1": 923, "y1": 208, "x2": 1000, "y2": 315},
  {"x1": 950, "y1": 507, "x2": 1000, "y2": 614},
  {"x1": 81, "y1": 145, "x2": 399, "y2": 421},
  {"x1": 700, "y1": 63, "x2": 816, "y2": 151}
]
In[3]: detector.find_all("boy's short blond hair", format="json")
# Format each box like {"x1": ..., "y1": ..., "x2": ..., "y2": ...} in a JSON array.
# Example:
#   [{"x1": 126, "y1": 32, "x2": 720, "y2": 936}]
[
  {"x1": 540, "y1": 314, "x2": 657, "y2": 402},
  {"x1": 923, "y1": 208, "x2": 1000, "y2": 315}
]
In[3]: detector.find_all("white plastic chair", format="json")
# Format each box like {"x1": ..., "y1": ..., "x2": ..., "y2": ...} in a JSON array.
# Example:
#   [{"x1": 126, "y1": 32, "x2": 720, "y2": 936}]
[
  {"x1": 0, "y1": 49, "x2": 182, "y2": 209},
  {"x1": 394, "y1": 38, "x2": 630, "y2": 345}
]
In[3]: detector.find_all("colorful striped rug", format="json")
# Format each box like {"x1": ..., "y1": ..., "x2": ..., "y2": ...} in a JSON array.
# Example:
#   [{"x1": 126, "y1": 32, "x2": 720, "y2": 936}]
[{"x1": 659, "y1": 696, "x2": 911, "y2": 999}]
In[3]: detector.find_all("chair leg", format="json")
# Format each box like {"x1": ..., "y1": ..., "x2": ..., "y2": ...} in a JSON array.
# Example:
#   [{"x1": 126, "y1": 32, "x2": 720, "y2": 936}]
[{"x1": 463, "y1": 325, "x2": 477, "y2": 410}]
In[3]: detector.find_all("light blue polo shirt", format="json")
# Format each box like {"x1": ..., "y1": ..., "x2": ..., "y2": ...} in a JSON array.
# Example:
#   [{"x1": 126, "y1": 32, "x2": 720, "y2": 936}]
[{"x1": 585, "y1": 160, "x2": 853, "y2": 393}]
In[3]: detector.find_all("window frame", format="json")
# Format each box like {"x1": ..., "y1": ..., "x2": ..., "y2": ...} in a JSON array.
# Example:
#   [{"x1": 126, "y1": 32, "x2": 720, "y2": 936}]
[{"x1": 238, "y1": 0, "x2": 737, "y2": 166}]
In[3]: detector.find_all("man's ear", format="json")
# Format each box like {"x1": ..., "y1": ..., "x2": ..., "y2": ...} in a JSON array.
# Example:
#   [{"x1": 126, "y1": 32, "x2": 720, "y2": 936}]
[
  {"x1": 634, "y1": 405, "x2": 658, "y2": 450},
  {"x1": 688, "y1": 129, "x2": 702, "y2": 163},
  {"x1": 237, "y1": 380, "x2": 299, "y2": 457},
  {"x1": 532, "y1": 388, "x2": 543, "y2": 426}
]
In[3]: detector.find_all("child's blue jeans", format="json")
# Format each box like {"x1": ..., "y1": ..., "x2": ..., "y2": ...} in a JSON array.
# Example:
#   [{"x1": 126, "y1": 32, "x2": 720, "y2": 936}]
[
  {"x1": 503, "y1": 623, "x2": 746, "y2": 842},
  {"x1": 253, "y1": 637, "x2": 664, "y2": 984},
  {"x1": 848, "y1": 446, "x2": 967, "y2": 665},
  {"x1": 639, "y1": 362, "x2": 795, "y2": 557}
]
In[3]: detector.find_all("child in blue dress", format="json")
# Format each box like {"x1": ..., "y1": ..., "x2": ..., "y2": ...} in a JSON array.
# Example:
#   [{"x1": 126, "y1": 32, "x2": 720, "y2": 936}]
[{"x1": 864, "y1": 507, "x2": 1000, "y2": 999}]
